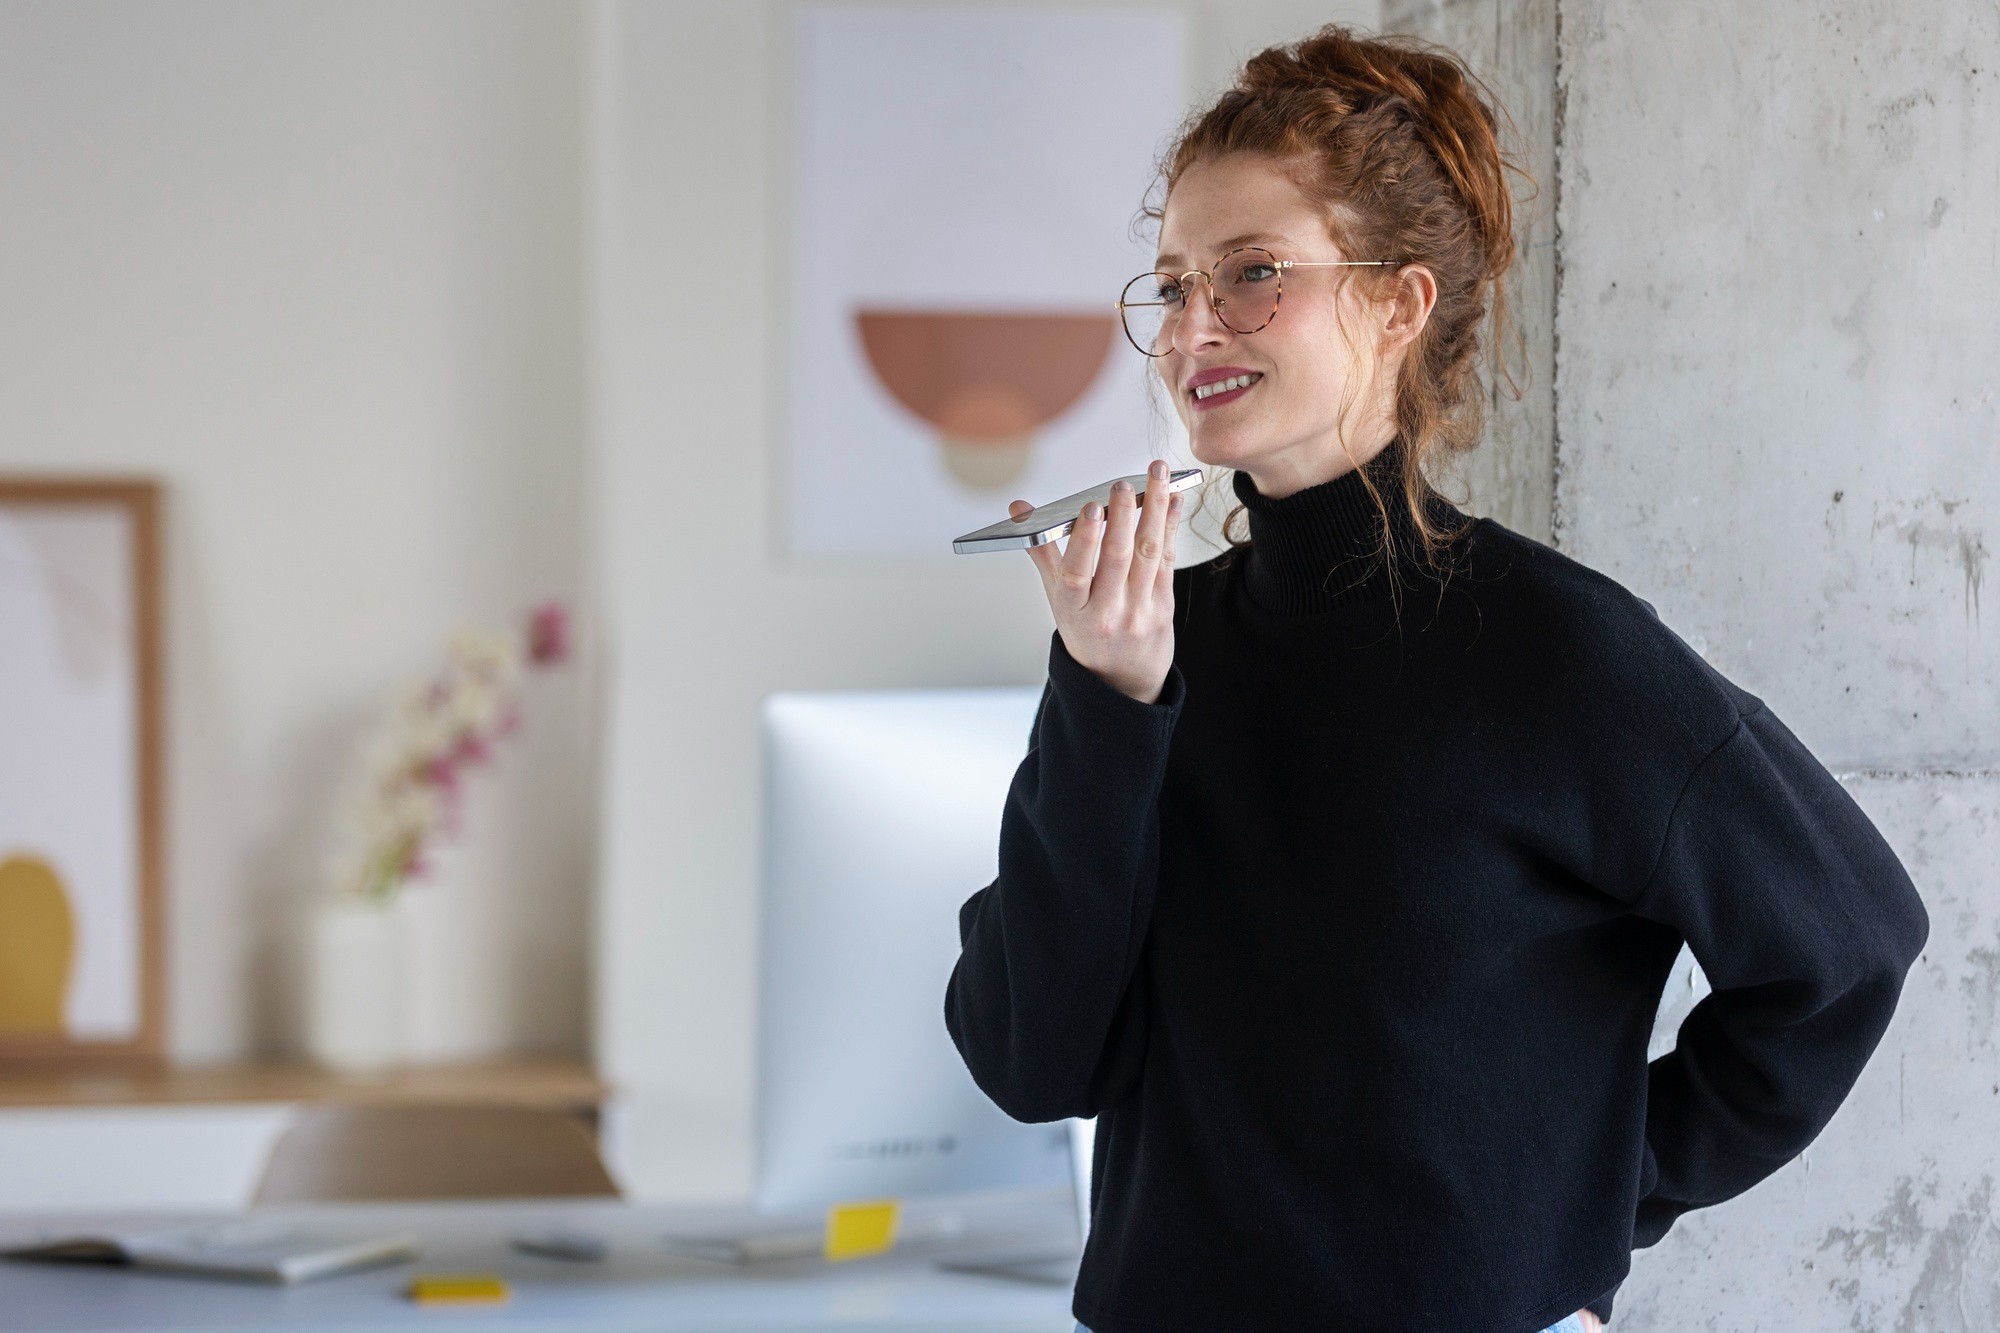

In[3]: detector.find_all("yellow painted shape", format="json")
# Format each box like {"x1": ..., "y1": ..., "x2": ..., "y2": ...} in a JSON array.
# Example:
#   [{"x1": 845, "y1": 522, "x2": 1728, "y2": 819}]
[
  {"x1": 407, "y1": 1273, "x2": 511, "y2": 1305},
  {"x1": 823, "y1": 1198, "x2": 900, "y2": 1262},
  {"x1": 0, "y1": 854, "x2": 74, "y2": 1034}
]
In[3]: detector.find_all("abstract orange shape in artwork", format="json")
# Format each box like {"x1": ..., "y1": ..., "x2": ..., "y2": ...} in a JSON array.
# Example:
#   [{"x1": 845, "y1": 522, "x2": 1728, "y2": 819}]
[{"x1": 855, "y1": 310, "x2": 1118, "y2": 489}]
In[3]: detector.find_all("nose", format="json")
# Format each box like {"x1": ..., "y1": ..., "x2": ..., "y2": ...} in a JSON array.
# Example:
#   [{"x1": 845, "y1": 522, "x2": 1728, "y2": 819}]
[{"x1": 1171, "y1": 275, "x2": 1232, "y2": 359}]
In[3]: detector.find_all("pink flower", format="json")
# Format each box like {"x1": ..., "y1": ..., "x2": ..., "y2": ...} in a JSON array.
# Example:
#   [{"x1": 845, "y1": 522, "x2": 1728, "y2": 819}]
[
  {"x1": 343, "y1": 598, "x2": 575, "y2": 902},
  {"x1": 453, "y1": 731, "x2": 492, "y2": 767},
  {"x1": 527, "y1": 600, "x2": 570, "y2": 667}
]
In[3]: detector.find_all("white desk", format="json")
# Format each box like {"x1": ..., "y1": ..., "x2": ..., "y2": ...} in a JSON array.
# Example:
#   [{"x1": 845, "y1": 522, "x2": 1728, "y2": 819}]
[{"x1": 0, "y1": 1194, "x2": 1079, "y2": 1332}]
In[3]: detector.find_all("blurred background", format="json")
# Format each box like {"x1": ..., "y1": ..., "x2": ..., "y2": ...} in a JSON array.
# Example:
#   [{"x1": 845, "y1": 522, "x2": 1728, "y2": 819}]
[{"x1": 0, "y1": 2, "x2": 1993, "y2": 1329}]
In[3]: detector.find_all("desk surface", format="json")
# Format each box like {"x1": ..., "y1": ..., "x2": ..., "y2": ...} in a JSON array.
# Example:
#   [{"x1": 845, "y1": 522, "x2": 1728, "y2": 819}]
[{"x1": 0, "y1": 1194, "x2": 1078, "y2": 1333}]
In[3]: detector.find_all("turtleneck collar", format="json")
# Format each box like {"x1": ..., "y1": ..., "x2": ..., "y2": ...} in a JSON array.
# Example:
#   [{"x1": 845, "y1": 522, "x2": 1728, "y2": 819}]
[{"x1": 1229, "y1": 439, "x2": 1458, "y2": 614}]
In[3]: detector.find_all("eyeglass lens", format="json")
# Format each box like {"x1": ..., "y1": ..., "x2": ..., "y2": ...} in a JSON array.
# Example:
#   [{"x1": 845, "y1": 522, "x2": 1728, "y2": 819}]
[{"x1": 1118, "y1": 247, "x2": 1284, "y2": 356}]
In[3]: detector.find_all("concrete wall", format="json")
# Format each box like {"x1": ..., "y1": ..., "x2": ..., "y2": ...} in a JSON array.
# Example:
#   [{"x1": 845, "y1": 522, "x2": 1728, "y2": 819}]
[
  {"x1": 0, "y1": 1, "x2": 593, "y2": 1064},
  {"x1": 1383, "y1": 0, "x2": 1559, "y2": 544},
  {"x1": 588, "y1": 0, "x2": 1377, "y2": 1200},
  {"x1": 1555, "y1": 2, "x2": 1996, "y2": 770},
  {"x1": 1390, "y1": 0, "x2": 1999, "y2": 1325}
]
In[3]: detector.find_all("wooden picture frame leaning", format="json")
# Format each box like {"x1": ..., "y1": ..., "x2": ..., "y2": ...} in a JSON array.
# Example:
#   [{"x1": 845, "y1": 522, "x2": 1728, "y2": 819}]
[{"x1": 0, "y1": 478, "x2": 165, "y2": 1066}]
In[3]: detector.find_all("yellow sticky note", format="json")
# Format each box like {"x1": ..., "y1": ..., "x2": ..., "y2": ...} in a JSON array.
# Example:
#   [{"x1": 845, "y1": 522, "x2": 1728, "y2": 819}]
[
  {"x1": 823, "y1": 1198, "x2": 900, "y2": 1261},
  {"x1": 408, "y1": 1273, "x2": 511, "y2": 1305}
]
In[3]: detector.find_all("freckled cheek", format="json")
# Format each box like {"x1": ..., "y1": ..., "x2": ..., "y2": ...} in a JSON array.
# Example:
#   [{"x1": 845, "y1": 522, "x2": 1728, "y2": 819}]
[
  {"x1": 1280, "y1": 329, "x2": 1361, "y2": 402},
  {"x1": 1257, "y1": 344, "x2": 1321, "y2": 407}
]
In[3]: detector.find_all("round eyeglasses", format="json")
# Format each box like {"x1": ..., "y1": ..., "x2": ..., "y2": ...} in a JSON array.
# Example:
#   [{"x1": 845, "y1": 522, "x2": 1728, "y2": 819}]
[{"x1": 1115, "y1": 246, "x2": 1401, "y2": 357}]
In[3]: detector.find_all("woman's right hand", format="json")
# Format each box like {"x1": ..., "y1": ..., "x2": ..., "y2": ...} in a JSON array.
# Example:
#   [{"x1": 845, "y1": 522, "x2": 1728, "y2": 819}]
[{"x1": 1012, "y1": 458, "x2": 1184, "y2": 705}]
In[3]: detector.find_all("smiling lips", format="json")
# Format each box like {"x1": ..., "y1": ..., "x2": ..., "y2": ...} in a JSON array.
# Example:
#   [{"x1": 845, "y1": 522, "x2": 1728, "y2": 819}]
[{"x1": 1186, "y1": 368, "x2": 1263, "y2": 410}]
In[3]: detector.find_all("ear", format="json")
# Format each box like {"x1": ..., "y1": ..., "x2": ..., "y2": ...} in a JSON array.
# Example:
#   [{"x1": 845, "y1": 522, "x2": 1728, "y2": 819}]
[{"x1": 1381, "y1": 264, "x2": 1438, "y2": 352}]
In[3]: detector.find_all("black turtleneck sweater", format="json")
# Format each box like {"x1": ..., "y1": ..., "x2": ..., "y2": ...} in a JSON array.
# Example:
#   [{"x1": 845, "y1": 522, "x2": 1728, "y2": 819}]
[{"x1": 943, "y1": 445, "x2": 1930, "y2": 1332}]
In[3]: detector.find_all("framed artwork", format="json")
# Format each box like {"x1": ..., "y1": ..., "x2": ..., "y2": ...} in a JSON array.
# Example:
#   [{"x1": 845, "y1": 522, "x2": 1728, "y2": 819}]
[
  {"x1": 789, "y1": 7, "x2": 1188, "y2": 555},
  {"x1": 0, "y1": 478, "x2": 165, "y2": 1064}
]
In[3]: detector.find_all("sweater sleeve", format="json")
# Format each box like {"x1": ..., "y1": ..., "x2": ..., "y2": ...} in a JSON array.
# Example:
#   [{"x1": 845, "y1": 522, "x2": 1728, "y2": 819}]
[
  {"x1": 943, "y1": 629, "x2": 1185, "y2": 1124},
  {"x1": 1621, "y1": 699, "x2": 1930, "y2": 1252}
]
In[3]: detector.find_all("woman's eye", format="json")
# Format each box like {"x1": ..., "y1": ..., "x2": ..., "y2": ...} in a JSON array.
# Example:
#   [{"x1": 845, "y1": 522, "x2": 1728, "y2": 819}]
[{"x1": 1240, "y1": 264, "x2": 1276, "y2": 282}]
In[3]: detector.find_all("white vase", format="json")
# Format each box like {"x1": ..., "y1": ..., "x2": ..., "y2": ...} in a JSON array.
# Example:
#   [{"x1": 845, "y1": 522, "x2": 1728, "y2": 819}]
[{"x1": 304, "y1": 895, "x2": 409, "y2": 1076}]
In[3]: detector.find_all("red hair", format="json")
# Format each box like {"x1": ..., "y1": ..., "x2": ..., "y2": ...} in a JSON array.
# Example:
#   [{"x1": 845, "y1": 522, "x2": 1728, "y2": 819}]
[{"x1": 1148, "y1": 24, "x2": 1527, "y2": 569}]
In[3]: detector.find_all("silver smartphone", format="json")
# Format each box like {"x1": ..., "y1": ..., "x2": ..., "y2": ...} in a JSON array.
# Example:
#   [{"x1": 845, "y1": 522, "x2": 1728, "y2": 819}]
[{"x1": 951, "y1": 467, "x2": 1204, "y2": 554}]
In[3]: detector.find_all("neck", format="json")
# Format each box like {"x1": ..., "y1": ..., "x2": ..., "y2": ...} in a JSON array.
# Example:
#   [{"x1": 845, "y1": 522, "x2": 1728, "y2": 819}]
[
  {"x1": 1230, "y1": 438, "x2": 1457, "y2": 614},
  {"x1": 1237, "y1": 428, "x2": 1397, "y2": 500}
]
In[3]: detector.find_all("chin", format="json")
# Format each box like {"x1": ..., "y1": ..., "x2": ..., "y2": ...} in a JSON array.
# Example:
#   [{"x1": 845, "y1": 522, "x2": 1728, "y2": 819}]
[{"x1": 1188, "y1": 429, "x2": 1267, "y2": 473}]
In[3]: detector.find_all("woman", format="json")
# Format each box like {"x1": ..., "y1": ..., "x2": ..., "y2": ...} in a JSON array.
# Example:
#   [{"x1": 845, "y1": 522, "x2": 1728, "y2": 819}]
[{"x1": 943, "y1": 24, "x2": 1929, "y2": 1333}]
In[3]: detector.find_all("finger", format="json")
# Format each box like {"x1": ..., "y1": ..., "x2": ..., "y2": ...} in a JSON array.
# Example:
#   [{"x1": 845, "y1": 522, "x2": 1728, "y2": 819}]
[
  {"x1": 1128, "y1": 460, "x2": 1172, "y2": 594},
  {"x1": 1155, "y1": 488, "x2": 1183, "y2": 596},
  {"x1": 1013, "y1": 499, "x2": 1060, "y2": 583},
  {"x1": 1095, "y1": 477, "x2": 1139, "y2": 591},
  {"x1": 1055, "y1": 500, "x2": 1104, "y2": 608}
]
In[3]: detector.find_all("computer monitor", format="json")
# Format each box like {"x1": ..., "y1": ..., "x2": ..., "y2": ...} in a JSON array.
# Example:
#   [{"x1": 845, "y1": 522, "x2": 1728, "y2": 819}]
[{"x1": 754, "y1": 687, "x2": 1076, "y2": 1216}]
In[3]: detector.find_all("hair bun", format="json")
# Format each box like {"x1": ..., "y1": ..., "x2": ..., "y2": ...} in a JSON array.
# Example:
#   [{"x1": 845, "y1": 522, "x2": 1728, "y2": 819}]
[{"x1": 1233, "y1": 27, "x2": 1516, "y2": 281}]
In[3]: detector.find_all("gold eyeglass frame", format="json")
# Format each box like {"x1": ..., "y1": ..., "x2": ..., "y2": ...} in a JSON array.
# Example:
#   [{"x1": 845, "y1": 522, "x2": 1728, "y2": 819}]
[{"x1": 1115, "y1": 245, "x2": 1401, "y2": 357}]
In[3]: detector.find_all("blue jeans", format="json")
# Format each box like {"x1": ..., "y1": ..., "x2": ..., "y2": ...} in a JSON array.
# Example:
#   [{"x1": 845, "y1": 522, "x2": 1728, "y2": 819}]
[{"x1": 1078, "y1": 1316, "x2": 1590, "y2": 1333}]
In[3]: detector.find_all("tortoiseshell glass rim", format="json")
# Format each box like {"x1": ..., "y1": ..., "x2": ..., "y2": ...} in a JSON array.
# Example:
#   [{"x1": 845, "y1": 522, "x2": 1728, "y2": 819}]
[{"x1": 1114, "y1": 245, "x2": 1401, "y2": 357}]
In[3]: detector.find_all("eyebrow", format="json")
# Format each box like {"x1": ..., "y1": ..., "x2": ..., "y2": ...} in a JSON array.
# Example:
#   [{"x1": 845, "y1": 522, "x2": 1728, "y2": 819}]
[{"x1": 1154, "y1": 232, "x2": 1293, "y2": 270}]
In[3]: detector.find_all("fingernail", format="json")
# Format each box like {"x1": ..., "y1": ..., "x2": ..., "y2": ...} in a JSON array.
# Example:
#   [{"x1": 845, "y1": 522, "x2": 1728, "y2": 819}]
[
  {"x1": 1150, "y1": 460, "x2": 1167, "y2": 479},
  {"x1": 1083, "y1": 502, "x2": 1101, "y2": 520},
  {"x1": 1113, "y1": 480, "x2": 1132, "y2": 494}
]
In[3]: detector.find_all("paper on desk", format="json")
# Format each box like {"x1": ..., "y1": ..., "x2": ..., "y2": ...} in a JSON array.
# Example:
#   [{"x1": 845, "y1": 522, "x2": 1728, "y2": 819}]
[{"x1": 2, "y1": 1218, "x2": 418, "y2": 1284}]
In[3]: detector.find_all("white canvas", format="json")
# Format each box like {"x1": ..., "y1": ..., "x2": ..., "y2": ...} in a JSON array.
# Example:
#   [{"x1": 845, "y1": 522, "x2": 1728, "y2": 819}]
[
  {"x1": 0, "y1": 507, "x2": 141, "y2": 1040},
  {"x1": 790, "y1": 6, "x2": 1189, "y2": 555}
]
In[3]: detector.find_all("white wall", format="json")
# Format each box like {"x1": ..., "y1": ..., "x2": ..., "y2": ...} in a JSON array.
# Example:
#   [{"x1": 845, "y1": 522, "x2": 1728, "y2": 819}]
[
  {"x1": 0, "y1": 0, "x2": 1387, "y2": 1184},
  {"x1": 0, "y1": 0, "x2": 594, "y2": 1064},
  {"x1": 589, "y1": 0, "x2": 1378, "y2": 1200}
]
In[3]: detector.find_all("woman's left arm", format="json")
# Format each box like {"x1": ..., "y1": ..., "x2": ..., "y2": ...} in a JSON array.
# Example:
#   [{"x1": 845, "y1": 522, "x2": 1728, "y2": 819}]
[{"x1": 1621, "y1": 699, "x2": 1931, "y2": 1248}]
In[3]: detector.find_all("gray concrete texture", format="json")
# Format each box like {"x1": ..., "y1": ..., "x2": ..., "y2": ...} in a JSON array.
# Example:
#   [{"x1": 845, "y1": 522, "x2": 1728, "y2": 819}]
[
  {"x1": 1382, "y1": 0, "x2": 1999, "y2": 1326},
  {"x1": 1384, "y1": 0, "x2": 1560, "y2": 547},
  {"x1": 1554, "y1": 1, "x2": 1997, "y2": 772}
]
